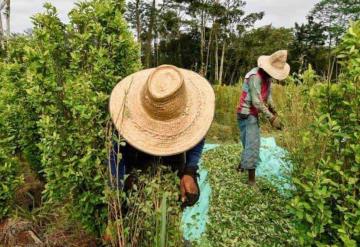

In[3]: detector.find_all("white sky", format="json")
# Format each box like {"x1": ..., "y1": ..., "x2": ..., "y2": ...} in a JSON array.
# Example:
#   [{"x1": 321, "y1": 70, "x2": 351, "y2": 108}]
[
  {"x1": 244, "y1": 0, "x2": 319, "y2": 27},
  {"x1": 7, "y1": 0, "x2": 319, "y2": 33}
]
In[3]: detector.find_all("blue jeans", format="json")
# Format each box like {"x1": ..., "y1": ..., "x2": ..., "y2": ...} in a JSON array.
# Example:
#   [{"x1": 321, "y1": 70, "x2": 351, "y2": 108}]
[{"x1": 238, "y1": 114, "x2": 260, "y2": 170}]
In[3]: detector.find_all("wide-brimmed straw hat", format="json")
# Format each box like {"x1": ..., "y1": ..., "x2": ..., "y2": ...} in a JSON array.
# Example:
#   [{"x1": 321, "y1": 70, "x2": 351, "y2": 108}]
[
  {"x1": 109, "y1": 65, "x2": 215, "y2": 156},
  {"x1": 257, "y1": 50, "x2": 290, "y2": 80}
]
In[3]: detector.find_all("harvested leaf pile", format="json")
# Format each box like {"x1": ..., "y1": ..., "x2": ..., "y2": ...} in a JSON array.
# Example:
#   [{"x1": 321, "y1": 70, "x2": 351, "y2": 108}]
[{"x1": 202, "y1": 144, "x2": 298, "y2": 247}]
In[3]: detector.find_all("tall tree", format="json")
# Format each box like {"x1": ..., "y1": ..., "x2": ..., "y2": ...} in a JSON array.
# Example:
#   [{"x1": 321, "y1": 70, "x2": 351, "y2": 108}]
[
  {"x1": 306, "y1": 0, "x2": 360, "y2": 78},
  {"x1": 209, "y1": 0, "x2": 263, "y2": 83},
  {"x1": 292, "y1": 16, "x2": 327, "y2": 74},
  {"x1": 145, "y1": 0, "x2": 156, "y2": 67},
  {"x1": 180, "y1": 0, "x2": 213, "y2": 75},
  {"x1": 125, "y1": 0, "x2": 274, "y2": 84},
  {"x1": 310, "y1": 0, "x2": 360, "y2": 47}
]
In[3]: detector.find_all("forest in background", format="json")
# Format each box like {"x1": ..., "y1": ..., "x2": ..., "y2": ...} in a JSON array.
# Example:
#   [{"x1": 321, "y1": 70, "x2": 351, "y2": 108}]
[{"x1": 125, "y1": 0, "x2": 359, "y2": 84}]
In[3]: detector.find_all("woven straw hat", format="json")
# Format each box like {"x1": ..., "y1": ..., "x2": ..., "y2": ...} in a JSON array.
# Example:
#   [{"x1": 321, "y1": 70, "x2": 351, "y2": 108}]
[
  {"x1": 257, "y1": 50, "x2": 290, "y2": 80},
  {"x1": 109, "y1": 65, "x2": 215, "y2": 156}
]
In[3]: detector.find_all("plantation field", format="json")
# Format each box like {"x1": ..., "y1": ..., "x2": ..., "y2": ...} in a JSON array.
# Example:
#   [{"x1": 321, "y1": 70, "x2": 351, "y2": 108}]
[{"x1": 0, "y1": 0, "x2": 359, "y2": 246}]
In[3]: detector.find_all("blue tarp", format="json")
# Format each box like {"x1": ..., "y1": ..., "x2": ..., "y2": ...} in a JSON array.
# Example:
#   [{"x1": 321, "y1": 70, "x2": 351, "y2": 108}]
[
  {"x1": 181, "y1": 144, "x2": 219, "y2": 241},
  {"x1": 181, "y1": 137, "x2": 292, "y2": 241},
  {"x1": 257, "y1": 137, "x2": 292, "y2": 191}
]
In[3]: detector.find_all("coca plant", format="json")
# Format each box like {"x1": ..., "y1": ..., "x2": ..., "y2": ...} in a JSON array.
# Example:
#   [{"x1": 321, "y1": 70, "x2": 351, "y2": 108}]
[
  {"x1": 289, "y1": 21, "x2": 360, "y2": 246},
  {"x1": 0, "y1": 0, "x2": 140, "y2": 233}
]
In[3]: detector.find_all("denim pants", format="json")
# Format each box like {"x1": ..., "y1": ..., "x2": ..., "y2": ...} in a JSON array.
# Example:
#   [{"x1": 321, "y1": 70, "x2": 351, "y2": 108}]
[{"x1": 237, "y1": 114, "x2": 260, "y2": 170}]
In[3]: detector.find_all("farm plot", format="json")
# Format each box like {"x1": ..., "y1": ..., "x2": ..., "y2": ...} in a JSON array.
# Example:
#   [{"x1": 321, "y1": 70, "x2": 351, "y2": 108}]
[{"x1": 200, "y1": 144, "x2": 298, "y2": 247}]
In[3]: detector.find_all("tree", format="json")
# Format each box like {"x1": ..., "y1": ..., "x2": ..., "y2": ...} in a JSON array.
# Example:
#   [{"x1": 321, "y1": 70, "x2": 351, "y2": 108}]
[
  {"x1": 174, "y1": 0, "x2": 214, "y2": 75},
  {"x1": 291, "y1": 16, "x2": 328, "y2": 74},
  {"x1": 310, "y1": 0, "x2": 360, "y2": 47},
  {"x1": 208, "y1": 0, "x2": 263, "y2": 83},
  {"x1": 226, "y1": 25, "x2": 293, "y2": 84},
  {"x1": 303, "y1": 0, "x2": 360, "y2": 78},
  {"x1": 126, "y1": 0, "x2": 144, "y2": 44}
]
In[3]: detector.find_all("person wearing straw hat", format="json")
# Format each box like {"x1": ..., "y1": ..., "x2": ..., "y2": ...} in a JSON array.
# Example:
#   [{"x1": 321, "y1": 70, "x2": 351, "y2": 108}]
[
  {"x1": 236, "y1": 50, "x2": 290, "y2": 186},
  {"x1": 109, "y1": 65, "x2": 215, "y2": 207}
]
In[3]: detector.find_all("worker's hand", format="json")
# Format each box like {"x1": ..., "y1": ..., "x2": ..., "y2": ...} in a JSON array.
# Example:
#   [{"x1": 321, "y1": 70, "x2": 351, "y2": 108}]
[
  {"x1": 268, "y1": 106, "x2": 277, "y2": 115},
  {"x1": 270, "y1": 116, "x2": 283, "y2": 130},
  {"x1": 180, "y1": 170, "x2": 200, "y2": 208}
]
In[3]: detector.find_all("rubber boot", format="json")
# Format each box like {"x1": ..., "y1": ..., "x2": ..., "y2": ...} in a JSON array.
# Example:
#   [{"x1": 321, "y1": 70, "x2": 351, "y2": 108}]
[{"x1": 248, "y1": 169, "x2": 256, "y2": 186}]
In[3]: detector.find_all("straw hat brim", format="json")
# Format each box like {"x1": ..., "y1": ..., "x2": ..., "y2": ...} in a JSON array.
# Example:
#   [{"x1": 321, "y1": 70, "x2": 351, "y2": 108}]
[
  {"x1": 109, "y1": 68, "x2": 215, "y2": 156},
  {"x1": 258, "y1": 55, "x2": 290, "y2": 81}
]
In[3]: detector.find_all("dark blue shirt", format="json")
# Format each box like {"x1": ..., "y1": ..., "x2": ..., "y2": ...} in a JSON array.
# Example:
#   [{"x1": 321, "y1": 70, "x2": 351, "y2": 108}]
[{"x1": 109, "y1": 137, "x2": 205, "y2": 187}]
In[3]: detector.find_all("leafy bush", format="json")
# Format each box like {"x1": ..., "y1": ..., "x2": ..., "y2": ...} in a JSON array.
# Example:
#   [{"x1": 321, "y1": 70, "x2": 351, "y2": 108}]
[
  {"x1": 0, "y1": 42, "x2": 26, "y2": 218},
  {"x1": 0, "y1": 149, "x2": 23, "y2": 219},
  {"x1": 0, "y1": 0, "x2": 140, "y2": 233},
  {"x1": 289, "y1": 21, "x2": 360, "y2": 246},
  {"x1": 105, "y1": 166, "x2": 183, "y2": 246},
  {"x1": 300, "y1": 64, "x2": 320, "y2": 86}
]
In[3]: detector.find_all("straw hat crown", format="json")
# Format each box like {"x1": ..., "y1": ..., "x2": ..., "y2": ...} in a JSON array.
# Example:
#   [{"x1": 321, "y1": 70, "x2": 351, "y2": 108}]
[
  {"x1": 109, "y1": 65, "x2": 215, "y2": 156},
  {"x1": 143, "y1": 65, "x2": 186, "y2": 121},
  {"x1": 270, "y1": 50, "x2": 287, "y2": 69},
  {"x1": 258, "y1": 50, "x2": 290, "y2": 80}
]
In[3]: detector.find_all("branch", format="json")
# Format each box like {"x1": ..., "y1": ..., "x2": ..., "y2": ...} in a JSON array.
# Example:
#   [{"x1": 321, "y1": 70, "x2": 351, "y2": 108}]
[{"x1": 0, "y1": 1, "x2": 6, "y2": 10}]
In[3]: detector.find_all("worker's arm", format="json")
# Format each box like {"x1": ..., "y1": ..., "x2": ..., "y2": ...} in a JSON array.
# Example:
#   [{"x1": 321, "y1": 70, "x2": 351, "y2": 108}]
[
  {"x1": 109, "y1": 134, "x2": 126, "y2": 189},
  {"x1": 180, "y1": 139, "x2": 205, "y2": 208},
  {"x1": 185, "y1": 138, "x2": 205, "y2": 170},
  {"x1": 266, "y1": 87, "x2": 277, "y2": 115},
  {"x1": 249, "y1": 75, "x2": 274, "y2": 120}
]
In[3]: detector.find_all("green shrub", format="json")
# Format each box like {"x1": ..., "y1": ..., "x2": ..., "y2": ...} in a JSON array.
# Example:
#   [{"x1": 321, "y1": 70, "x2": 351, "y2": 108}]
[
  {"x1": 300, "y1": 64, "x2": 320, "y2": 86},
  {"x1": 0, "y1": 148, "x2": 23, "y2": 219},
  {"x1": 0, "y1": 36, "x2": 43, "y2": 173},
  {"x1": 112, "y1": 166, "x2": 183, "y2": 246},
  {"x1": 289, "y1": 21, "x2": 360, "y2": 246},
  {"x1": 0, "y1": 0, "x2": 140, "y2": 234},
  {"x1": 0, "y1": 41, "x2": 27, "y2": 218}
]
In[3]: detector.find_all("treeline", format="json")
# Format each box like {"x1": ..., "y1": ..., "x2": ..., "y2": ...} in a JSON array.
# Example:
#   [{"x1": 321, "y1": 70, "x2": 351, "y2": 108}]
[{"x1": 126, "y1": 0, "x2": 360, "y2": 84}]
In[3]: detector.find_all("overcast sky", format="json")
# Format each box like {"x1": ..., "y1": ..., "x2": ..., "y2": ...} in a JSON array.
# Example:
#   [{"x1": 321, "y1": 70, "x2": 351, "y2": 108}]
[{"x1": 8, "y1": 0, "x2": 319, "y2": 33}]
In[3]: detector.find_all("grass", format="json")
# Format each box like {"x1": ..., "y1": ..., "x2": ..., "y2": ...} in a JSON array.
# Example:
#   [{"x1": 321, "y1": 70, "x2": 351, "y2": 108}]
[
  {"x1": 207, "y1": 81, "x2": 314, "y2": 150},
  {"x1": 207, "y1": 84, "x2": 240, "y2": 144}
]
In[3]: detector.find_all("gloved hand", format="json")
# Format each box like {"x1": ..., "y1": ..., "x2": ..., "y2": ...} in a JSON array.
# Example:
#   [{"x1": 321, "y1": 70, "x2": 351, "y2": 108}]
[
  {"x1": 179, "y1": 168, "x2": 200, "y2": 208},
  {"x1": 270, "y1": 116, "x2": 283, "y2": 130}
]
